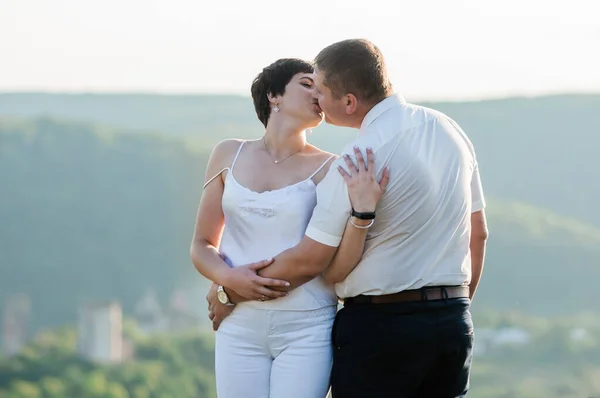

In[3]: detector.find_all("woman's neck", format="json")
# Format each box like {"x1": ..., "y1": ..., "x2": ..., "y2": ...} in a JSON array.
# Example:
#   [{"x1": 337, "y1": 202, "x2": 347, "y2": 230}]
[{"x1": 263, "y1": 117, "x2": 307, "y2": 160}]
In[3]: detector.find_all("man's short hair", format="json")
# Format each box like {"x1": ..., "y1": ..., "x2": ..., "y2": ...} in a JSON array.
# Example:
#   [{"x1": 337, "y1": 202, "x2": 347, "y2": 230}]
[{"x1": 314, "y1": 39, "x2": 392, "y2": 103}]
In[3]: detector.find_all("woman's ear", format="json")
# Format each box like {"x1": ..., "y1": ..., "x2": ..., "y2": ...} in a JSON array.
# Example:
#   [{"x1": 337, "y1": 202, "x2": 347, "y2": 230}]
[
  {"x1": 267, "y1": 92, "x2": 279, "y2": 106},
  {"x1": 267, "y1": 92, "x2": 281, "y2": 113}
]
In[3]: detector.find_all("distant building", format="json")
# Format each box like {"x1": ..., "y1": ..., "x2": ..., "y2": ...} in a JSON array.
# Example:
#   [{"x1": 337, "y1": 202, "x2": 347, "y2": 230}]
[
  {"x1": 135, "y1": 288, "x2": 167, "y2": 335},
  {"x1": 133, "y1": 287, "x2": 206, "y2": 335},
  {"x1": 570, "y1": 327, "x2": 589, "y2": 341},
  {"x1": 77, "y1": 301, "x2": 123, "y2": 363},
  {"x1": 2, "y1": 294, "x2": 31, "y2": 357},
  {"x1": 167, "y1": 289, "x2": 203, "y2": 332},
  {"x1": 474, "y1": 327, "x2": 530, "y2": 356},
  {"x1": 121, "y1": 337, "x2": 135, "y2": 361}
]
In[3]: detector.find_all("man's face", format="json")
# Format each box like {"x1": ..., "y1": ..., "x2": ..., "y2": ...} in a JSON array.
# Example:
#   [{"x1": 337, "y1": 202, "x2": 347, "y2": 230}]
[{"x1": 313, "y1": 69, "x2": 349, "y2": 127}]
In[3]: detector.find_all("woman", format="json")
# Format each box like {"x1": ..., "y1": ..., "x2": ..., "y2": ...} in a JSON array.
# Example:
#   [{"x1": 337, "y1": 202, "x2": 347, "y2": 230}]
[{"x1": 190, "y1": 58, "x2": 388, "y2": 398}]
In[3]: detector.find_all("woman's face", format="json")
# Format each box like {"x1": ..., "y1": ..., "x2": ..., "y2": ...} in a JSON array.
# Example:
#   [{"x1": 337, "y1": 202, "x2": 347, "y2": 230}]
[{"x1": 273, "y1": 73, "x2": 324, "y2": 129}]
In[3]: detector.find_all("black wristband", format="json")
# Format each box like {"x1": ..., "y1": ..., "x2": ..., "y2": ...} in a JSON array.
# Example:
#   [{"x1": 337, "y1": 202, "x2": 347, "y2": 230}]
[{"x1": 351, "y1": 208, "x2": 376, "y2": 220}]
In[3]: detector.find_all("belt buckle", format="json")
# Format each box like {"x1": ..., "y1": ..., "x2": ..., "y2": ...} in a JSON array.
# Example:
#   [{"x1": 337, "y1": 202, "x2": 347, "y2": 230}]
[{"x1": 420, "y1": 286, "x2": 447, "y2": 301}]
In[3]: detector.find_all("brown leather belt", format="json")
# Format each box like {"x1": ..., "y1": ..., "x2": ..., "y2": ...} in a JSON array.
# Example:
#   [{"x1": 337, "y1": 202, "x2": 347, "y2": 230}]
[{"x1": 342, "y1": 286, "x2": 470, "y2": 306}]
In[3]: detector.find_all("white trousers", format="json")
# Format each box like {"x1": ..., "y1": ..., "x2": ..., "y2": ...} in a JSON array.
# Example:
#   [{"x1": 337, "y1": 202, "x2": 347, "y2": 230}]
[{"x1": 215, "y1": 303, "x2": 336, "y2": 398}]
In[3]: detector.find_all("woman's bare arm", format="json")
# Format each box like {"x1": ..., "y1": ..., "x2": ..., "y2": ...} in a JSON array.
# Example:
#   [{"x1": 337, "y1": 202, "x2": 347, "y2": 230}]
[
  {"x1": 322, "y1": 217, "x2": 371, "y2": 284},
  {"x1": 190, "y1": 139, "x2": 288, "y2": 301}
]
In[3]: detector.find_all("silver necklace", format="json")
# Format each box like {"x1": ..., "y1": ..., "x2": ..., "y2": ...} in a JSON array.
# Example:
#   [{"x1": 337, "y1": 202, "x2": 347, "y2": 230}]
[{"x1": 263, "y1": 136, "x2": 305, "y2": 164}]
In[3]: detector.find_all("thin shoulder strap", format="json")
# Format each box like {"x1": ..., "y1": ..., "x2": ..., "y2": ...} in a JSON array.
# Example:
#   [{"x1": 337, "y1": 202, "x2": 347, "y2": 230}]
[
  {"x1": 202, "y1": 167, "x2": 228, "y2": 189},
  {"x1": 308, "y1": 155, "x2": 336, "y2": 180},
  {"x1": 202, "y1": 141, "x2": 245, "y2": 190},
  {"x1": 231, "y1": 140, "x2": 246, "y2": 170}
]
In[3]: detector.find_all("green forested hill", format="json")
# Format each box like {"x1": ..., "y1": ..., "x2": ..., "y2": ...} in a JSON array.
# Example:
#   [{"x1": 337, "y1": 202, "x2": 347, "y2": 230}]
[
  {"x1": 1, "y1": 117, "x2": 599, "y2": 334},
  {"x1": 0, "y1": 118, "x2": 206, "y2": 331},
  {"x1": 2, "y1": 314, "x2": 599, "y2": 398},
  {"x1": 1, "y1": 93, "x2": 599, "y2": 227},
  {"x1": 476, "y1": 200, "x2": 600, "y2": 315}
]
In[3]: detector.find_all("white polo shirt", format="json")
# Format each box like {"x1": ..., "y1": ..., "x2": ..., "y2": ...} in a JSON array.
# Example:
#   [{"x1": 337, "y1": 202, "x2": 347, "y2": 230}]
[{"x1": 305, "y1": 94, "x2": 486, "y2": 298}]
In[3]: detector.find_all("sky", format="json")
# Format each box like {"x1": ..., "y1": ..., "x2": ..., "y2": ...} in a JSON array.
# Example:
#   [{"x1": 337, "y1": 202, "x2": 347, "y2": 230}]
[{"x1": 1, "y1": 0, "x2": 598, "y2": 101}]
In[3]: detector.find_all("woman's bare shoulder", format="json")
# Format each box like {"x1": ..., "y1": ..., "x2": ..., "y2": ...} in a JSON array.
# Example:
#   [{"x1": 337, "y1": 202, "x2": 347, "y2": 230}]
[
  {"x1": 208, "y1": 138, "x2": 252, "y2": 169},
  {"x1": 305, "y1": 144, "x2": 339, "y2": 183},
  {"x1": 202, "y1": 139, "x2": 246, "y2": 183},
  {"x1": 211, "y1": 138, "x2": 244, "y2": 158},
  {"x1": 306, "y1": 144, "x2": 338, "y2": 162}
]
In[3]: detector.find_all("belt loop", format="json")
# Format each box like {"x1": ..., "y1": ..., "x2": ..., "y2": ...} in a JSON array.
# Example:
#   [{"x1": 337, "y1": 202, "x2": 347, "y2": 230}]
[
  {"x1": 442, "y1": 287, "x2": 449, "y2": 302},
  {"x1": 421, "y1": 288, "x2": 428, "y2": 301}
]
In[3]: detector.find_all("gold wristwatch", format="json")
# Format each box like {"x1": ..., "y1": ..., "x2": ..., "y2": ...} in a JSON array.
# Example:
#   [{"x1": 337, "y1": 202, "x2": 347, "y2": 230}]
[{"x1": 217, "y1": 285, "x2": 234, "y2": 306}]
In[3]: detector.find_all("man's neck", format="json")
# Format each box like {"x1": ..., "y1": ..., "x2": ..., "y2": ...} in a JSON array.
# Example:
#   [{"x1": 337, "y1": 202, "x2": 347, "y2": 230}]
[
  {"x1": 356, "y1": 92, "x2": 398, "y2": 132},
  {"x1": 352, "y1": 102, "x2": 378, "y2": 129}
]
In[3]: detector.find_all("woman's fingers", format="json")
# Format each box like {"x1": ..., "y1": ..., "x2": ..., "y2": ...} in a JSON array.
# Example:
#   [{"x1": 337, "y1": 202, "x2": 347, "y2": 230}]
[
  {"x1": 337, "y1": 166, "x2": 351, "y2": 183},
  {"x1": 343, "y1": 154, "x2": 358, "y2": 173},
  {"x1": 379, "y1": 166, "x2": 390, "y2": 191},
  {"x1": 340, "y1": 148, "x2": 379, "y2": 183},
  {"x1": 353, "y1": 146, "x2": 366, "y2": 172},
  {"x1": 366, "y1": 147, "x2": 375, "y2": 175}
]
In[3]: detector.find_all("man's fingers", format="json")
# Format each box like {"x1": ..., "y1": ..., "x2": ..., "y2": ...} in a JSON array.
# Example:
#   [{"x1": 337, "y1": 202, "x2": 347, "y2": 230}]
[
  {"x1": 255, "y1": 275, "x2": 290, "y2": 288},
  {"x1": 379, "y1": 166, "x2": 390, "y2": 191},
  {"x1": 208, "y1": 311, "x2": 215, "y2": 321},
  {"x1": 353, "y1": 147, "x2": 366, "y2": 172},
  {"x1": 248, "y1": 258, "x2": 274, "y2": 271},
  {"x1": 258, "y1": 286, "x2": 288, "y2": 299},
  {"x1": 366, "y1": 147, "x2": 375, "y2": 174}
]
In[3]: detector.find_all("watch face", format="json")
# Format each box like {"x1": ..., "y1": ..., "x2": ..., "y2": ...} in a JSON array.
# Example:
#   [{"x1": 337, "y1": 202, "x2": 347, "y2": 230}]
[{"x1": 217, "y1": 290, "x2": 228, "y2": 304}]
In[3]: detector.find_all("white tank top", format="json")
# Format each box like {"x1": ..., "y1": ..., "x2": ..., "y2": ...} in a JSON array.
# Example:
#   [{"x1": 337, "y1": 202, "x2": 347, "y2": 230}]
[{"x1": 218, "y1": 141, "x2": 337, "y2": 310}]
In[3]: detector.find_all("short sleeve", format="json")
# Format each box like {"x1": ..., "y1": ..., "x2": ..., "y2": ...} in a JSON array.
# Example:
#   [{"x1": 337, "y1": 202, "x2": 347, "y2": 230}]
[
  {"x1": 471, "y1": 163, "x2": 486, "y2": 212},
  {"x1": 447, "y1": 116, "x2": 486, "y2": 213},
  {"x1": 305, "y1": 157, "x2": 352, "y2": 247}
]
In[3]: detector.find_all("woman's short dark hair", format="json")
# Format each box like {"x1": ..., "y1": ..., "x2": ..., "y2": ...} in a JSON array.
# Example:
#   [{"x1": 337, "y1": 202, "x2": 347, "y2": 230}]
[
  {"x1": 314, "y1": 39, "x2": 392, "y2": 104},
  {"x1": 251, "y1": 58, "x2": 314, "y2": 127}
]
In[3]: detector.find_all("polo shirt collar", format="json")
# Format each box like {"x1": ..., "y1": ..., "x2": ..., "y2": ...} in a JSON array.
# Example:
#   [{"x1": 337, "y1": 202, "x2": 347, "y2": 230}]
[{"x1": 359, "y1": 93, "x2": 406, "y2": 135}]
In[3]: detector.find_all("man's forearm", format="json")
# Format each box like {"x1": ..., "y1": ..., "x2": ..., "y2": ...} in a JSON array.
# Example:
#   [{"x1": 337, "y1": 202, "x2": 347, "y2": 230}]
[
  {"x1": 469, "y1": 237, "x2": 487, "y2": 300},
  {"x1": 224, "y1": 237, "x2": 337, "y2": 304},
  {"x1": 259, "y1": 236, "x2": 338, "y2": 290},
  {"x1": 259, "y1": 247, "x2": 327, "y2": 289},
  {"x1": 468, "y1": 210, "x2": 488, "y2": 300},
  {"x1": 225, "y1": 249, "x2": 318, "y2": 304}
]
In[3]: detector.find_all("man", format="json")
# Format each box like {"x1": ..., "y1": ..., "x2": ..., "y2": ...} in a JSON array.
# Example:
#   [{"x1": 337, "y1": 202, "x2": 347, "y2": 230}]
[{"x1": 208, "y1": 39, "x2": 488, "y2": 397}]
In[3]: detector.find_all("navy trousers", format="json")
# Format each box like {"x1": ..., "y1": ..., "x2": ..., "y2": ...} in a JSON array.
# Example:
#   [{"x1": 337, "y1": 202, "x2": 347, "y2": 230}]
[{"x1": 330, "y1": 297, "x2": 474, "y2": 398}]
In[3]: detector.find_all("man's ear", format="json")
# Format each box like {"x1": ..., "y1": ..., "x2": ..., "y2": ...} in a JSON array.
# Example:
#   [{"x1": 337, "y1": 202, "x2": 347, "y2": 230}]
[{"x1": 345, "y1": 93, "x2": 358, "y2": 115}]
